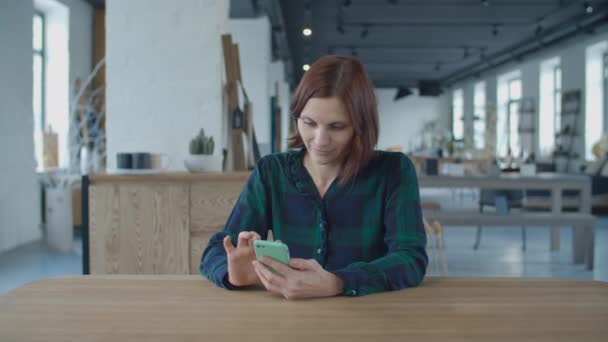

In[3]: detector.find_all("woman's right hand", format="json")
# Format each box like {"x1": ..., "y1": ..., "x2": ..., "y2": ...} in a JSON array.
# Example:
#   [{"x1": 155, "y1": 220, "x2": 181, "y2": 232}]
[{"x1": 223, "y1": 231, "x2": 262, "y2": 287}]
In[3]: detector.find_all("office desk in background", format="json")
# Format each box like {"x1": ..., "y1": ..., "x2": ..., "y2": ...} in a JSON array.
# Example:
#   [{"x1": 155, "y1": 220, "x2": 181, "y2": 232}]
[{"x1": 1, "y1": 276, "x2": 607, "y2": 341}]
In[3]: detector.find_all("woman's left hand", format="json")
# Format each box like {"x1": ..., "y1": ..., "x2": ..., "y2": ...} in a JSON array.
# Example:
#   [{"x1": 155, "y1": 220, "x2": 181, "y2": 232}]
[{"x1": 252, "y1": 257, "x2": 344, "y2": 299}]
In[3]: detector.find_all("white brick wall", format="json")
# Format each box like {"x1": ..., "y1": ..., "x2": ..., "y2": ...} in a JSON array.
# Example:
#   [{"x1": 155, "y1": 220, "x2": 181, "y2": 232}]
[{"x1": 106, "y1": 0, "x2": 228, "y2": 170}]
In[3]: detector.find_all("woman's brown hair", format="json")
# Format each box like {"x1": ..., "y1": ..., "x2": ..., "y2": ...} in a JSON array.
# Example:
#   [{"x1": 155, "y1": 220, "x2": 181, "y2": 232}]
[{"x1": 288, "y1": 55, "x2": 379, "y2": 185}]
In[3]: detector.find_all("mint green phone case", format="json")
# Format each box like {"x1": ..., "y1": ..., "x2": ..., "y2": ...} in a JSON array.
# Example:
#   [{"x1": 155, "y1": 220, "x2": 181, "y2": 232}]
[{"x1": 253, "y1": 240, "x2": 290, "y2": 275}]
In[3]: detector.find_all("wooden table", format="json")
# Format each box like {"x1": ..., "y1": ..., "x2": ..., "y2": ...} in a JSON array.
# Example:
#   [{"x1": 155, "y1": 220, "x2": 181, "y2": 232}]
[
  {"x1": 1, "y1": 276, "x2": 607, "y2": 341},
  {"x1": 418, "y1": 173, "x2": 595, "y2": 269}
]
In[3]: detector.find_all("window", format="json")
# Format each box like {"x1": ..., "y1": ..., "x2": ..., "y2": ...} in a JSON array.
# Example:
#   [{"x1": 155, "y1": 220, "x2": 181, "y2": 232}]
[
  {"x1": 452, "y1": 88, "x2": 464, "y2": 140},
  {"x1": 33, "y1": 12, "x2": 46, "y2": 170},
  {"x1": 497, "y1": 70, "x2": 522, "y2": 158},
  {"x1": 586, "y1": 41, "x2": 608, "y2": 160},
  {"x1": 539, "y1": 57, "x2": 560, "y2": 158},
  {"x1": 473, "y1": 81, "x2": 486, "y2": 149},
  {"x1": 32, "y1": 0, "x2": 70, "y2": 170}
]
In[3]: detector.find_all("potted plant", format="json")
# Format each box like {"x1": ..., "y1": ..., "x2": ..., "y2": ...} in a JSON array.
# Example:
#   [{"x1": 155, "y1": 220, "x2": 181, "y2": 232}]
[{"x1": 184, "y1": 129, "x2": 223, "y2": 172}]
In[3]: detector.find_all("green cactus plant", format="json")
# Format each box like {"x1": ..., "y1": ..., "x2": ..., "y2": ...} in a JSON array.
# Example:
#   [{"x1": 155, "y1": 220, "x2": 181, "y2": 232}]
[{"x1": 189, "y1": 128, "x2": 215, "y2": 155}]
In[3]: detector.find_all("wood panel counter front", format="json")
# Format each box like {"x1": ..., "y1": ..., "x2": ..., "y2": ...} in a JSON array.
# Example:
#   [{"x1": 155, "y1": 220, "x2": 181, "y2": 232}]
[
  {"x1": 1, "y1": 276, "x2": 607, "y2": 341},
  {"x1": 87, "y1": 172, "x2": 250, "y2": 275}
]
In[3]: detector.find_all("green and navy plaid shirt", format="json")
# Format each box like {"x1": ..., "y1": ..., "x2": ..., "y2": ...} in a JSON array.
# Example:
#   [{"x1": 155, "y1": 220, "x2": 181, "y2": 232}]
[{"x1": 200, "y1": 149, "x2": 428, "y2": 297}]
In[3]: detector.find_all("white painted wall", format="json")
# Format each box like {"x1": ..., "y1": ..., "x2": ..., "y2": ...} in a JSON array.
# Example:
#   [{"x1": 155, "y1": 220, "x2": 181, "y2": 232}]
[
  {"x1": 0, "y1": 0, "x2": 93, "y2": 254},
  {"x1": 105, "y1": 0, "x2": 228, "y2": 171},
  {"x1": 62, "y1": 0, "x2": 93, "y2": 108},
  {"x1": 450, "y1": 27, "x2": 608, "y2": 170},
  {"x1": 229, "y1": 17, "x2": 271, "y2": 155},
  {"x1": 0, "y1": 0, "x2": 39, "y2": 254},
  {"x1": 376, "y1": 88, "x2": 449, "y2": 151},
  {"x1": 268, "y1": 60, "x2": 291, "y2": 152}
]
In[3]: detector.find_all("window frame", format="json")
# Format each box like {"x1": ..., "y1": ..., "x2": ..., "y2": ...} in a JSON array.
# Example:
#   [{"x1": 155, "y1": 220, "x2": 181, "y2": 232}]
[{"x1": 33, "y1": 10, "x2": 46, "y2": 130}]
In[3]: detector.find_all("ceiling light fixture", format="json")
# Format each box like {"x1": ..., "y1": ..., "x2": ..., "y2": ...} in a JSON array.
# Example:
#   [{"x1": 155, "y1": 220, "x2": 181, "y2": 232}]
[
  {"x1": 394, "y1": 86, "x2": 412, "y2": 101},
  {"x1": 303, "y1": 64, "x2": 310, "y2": 71},
  {"x1": 302, "y1": 28, "x2": 312, "y2": 36},
  {"x1": 584, "y1": 1, "x2": 593, "y2": 14}
]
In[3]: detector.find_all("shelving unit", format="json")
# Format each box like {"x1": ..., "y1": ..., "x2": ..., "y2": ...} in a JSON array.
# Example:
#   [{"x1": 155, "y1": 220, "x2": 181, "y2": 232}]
[
  {"x1": 516, "y1": 97, "x2": 536, "y2": 158},
  {"x1": 553, "y1": 90, "x2": 582, "y2": 172}
]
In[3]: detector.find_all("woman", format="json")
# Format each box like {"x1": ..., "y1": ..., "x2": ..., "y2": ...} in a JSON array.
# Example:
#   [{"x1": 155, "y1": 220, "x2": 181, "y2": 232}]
[{"x1": 201, "y1": 55, "x2": 427, "y2": 299}]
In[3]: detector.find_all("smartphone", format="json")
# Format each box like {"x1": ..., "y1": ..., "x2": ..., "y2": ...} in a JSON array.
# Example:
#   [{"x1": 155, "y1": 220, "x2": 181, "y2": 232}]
[{"x1": 253, "y1": 240, "x2": 290, "y2": 276}]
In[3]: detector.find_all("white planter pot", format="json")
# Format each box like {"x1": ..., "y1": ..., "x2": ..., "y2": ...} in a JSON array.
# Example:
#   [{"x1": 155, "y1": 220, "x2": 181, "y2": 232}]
[
  {"x1": 45, "y1": 187, "x2": 73, "y2": 253},
  {"x1": 184, "y1": 154, "x2": 223, "y2": 172}
]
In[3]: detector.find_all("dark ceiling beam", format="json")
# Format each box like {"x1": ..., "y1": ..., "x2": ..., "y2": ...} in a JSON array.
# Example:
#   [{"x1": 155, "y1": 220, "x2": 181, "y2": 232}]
[{"x1": 441, "y1": 5, "x2": 608, "y2": 86}]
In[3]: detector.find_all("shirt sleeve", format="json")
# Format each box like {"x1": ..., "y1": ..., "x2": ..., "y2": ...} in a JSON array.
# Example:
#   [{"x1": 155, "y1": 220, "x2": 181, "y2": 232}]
[
  {"x1": 199, "y1": 160, "x2": 271, "y2": 289},
  {"x1": 332, "y1": 153, "x2": 428, "y2": 297}
]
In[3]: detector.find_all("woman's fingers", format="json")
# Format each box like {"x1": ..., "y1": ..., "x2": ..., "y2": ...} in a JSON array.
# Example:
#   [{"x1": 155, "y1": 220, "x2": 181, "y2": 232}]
[
  {"x1": 237, "y1": 232, "x2": 250, "y2": 248},
  {"x1": 260, "y1": 257, "x2": 292, "y2": 277},
  {"x1": 250, "y1": 231, "x2": 261, "y2": 241},
  {"x1": 253, "y1": 262, "x2": 283, "y2": 294},
  {"x1": 223, "y1": 235, "x2": 235, "y2": 254},
  {"x1": 289, "y1": 258, "x2": 317, "y2": 271}
]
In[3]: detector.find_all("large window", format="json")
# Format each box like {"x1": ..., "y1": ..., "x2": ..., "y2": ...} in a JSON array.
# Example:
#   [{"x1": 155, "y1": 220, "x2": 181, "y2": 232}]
[
  {"x1": 539, "y1": 57, "x2": 561, "y2": 158},
  {"x1": 33, "y1": 12, "x2": 46, "y2": 170},
  {"x1": 452, "y1": 88, "x2": 464, "y2": 140},
  {"x1": 586, "y1": 41, "x2": 608, "y2": 160},
  {"x1": 32, "y1": 1, "x2": 70, "y2": 170},
  {"x1": 473, "y1": 81, "x2": 486, "y2": 149}
]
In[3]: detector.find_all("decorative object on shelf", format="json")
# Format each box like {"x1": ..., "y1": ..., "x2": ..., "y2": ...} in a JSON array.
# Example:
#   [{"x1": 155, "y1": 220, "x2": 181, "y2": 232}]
[
  {"x1": 69, "y1": 58, "x2": 106, "y2": 175},
  {"x1": 184, "y1": 128, "x2": 223, "y2": 172}
]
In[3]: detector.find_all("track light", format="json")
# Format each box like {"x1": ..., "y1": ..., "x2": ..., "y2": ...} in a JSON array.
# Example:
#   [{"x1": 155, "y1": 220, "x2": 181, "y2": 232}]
[
  {"x1": 394, "y1": 86, "x2": 412, "y2": 101},
  {"x1": 302, "y1": 28, "x2": 312, "y2": 36},
  {"x1": 584, "y1": 1, "x2": 593, "y2": 14}
]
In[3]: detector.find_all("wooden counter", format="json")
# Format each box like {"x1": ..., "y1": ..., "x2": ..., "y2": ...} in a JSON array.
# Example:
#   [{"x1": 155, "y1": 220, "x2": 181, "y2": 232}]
[
  {"x1": 85, "y1": 172, "x2": 249, "y2": 275},
  {"x1": 2, "y1": 276, "x2": 607, "y2": 341}
]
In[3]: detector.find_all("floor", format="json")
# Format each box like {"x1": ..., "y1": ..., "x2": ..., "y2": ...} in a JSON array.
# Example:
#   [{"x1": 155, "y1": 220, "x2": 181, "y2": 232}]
[{"x1": 1, "y1": 189, "x2": 606, "y2": 294}]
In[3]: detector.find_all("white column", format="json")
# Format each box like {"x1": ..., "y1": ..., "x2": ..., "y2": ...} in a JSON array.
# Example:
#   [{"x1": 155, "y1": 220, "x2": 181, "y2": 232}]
[
  {"x1": 0, "y1": 0, "x2": 41, "y2": 253},
  {"x1": 106, "y1": 0, "x2": 228, "y2": 170}
]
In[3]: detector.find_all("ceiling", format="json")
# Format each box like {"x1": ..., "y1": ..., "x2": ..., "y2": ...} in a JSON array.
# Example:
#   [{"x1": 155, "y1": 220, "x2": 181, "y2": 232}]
[
  {"x1": 86, "y1": 0, "x2": 608, "y2": 91},
  {"x1": 278, "y1": 0, "x2": 608, "y2": 90}
]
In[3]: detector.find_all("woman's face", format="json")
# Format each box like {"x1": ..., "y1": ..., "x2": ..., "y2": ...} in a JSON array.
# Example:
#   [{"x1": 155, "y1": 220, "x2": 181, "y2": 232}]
[{"x1": 297, "y1": 96, "x2": 355, "y2": 167}]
